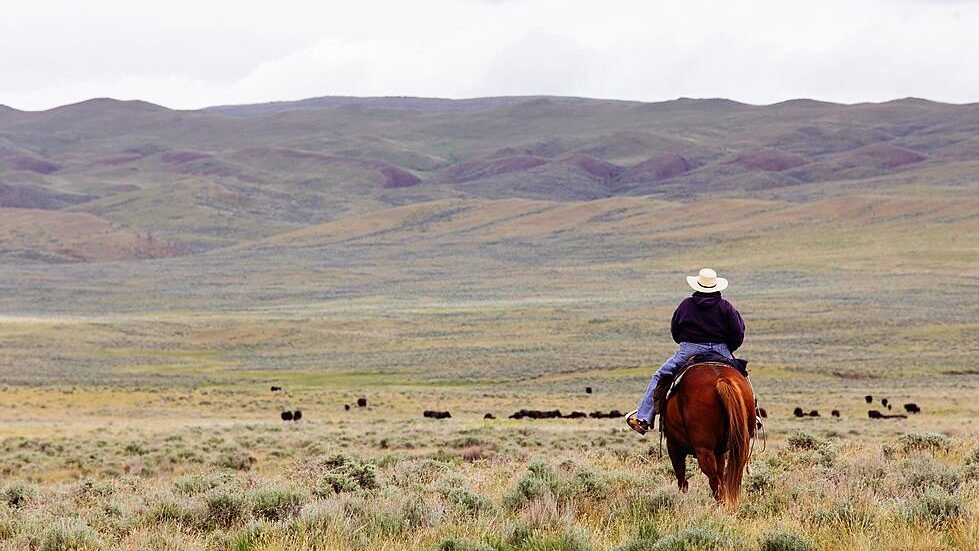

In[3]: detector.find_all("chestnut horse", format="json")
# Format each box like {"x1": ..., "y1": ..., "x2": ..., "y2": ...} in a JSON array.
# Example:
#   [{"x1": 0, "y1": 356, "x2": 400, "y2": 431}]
[{"x1": 661, "y1": 362, "x2": 755, "y2": 507}]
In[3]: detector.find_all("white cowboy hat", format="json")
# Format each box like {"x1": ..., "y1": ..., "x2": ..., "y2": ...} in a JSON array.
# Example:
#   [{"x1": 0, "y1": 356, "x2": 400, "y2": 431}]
[{"x1": 687, "y1": 268, "x2": 728, "y2": 293}]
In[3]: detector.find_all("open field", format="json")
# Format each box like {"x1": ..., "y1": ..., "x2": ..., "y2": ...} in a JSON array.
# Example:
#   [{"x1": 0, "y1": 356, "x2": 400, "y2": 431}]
[{"x1": 0, "y1": 96, "x2": 977, "y2": 549}]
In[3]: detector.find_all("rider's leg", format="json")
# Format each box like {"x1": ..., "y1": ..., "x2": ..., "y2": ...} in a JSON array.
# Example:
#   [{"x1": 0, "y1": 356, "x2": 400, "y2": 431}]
[{"x1": 634, "y1": 342, "x2": 704, "y2": 423}]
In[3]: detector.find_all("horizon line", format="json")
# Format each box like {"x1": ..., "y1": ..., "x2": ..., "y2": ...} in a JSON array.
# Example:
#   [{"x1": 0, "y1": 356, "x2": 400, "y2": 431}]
[{"x1": 2, "y1": 94, "x2": 977, "y2": 114}]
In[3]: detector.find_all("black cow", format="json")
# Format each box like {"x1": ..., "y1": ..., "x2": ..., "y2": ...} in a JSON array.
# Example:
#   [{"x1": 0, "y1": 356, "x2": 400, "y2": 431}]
[
  {"x1": 809, "y1": 410, "x2": 820, "y2": 417},
  {"x1": 869, "y1": 409, "x2": 908, "y2": 419},
  {"x1": 865, "y1": 395, "x2": 873, "y2": 404},
  {"x1": 608, "y1": 410, "x2": 624, "y2": 418},
  {"x1": 270, "y1": 386, "x2": 282, "y2": 392},
  {"x1": 484, "y1": 413, "x2": 496, "y2": 420},
  {"x1": 357, "y1": 397, "x2": 368, "y2": 408},
  {"x1": 793, "y1": 407, "x2": 805, "y2": 418},
  {"x1": 565, "y1": 411, "x2": 588, "y2": 419},
  {"x1": 281, "y1": 411, "x2": 294, "y2": 421},
  {"x1": 881, "y1": 398, "x2": 889, "y2": 407},
  {"x1": 344, "y1": 404, "x2": 351, "y2": 411},
  {"x1": 585, "y1": 387, "x2": 593, "y2": 394},
  {"x1": 293, "y1": 410, "x2": 303, "y2": 421},
  {"x1": 424, "y1": 410, "x2": 451, "y2": 419},
  {"x1": 831, "y1": 410, "x2": 841, "y2": 418},
  {"x1": 904, "y1": 403, "x2": 921, "y2": 414},
  {"x1": 509, "y1": 411, "x2": 525, "y2": 419}
]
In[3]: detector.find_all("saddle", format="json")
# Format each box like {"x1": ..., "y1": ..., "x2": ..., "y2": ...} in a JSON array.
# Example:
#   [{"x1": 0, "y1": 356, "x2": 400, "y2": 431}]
[{"x1": 651, "y1": 352, "x2": 750, "y2": 430}]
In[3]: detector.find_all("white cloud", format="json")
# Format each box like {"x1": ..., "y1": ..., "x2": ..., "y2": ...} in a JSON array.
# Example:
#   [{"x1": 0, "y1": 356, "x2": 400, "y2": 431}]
[{"x1": 0, "y1": 0, "x2": 977, "y2": 110}]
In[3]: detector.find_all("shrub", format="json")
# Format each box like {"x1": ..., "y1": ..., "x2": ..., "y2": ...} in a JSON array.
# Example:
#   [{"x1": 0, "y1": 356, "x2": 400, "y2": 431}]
[
  {"x1": 903, "y1": 489, "x2": 969, "y2": 527},
  {"x1": 613, "y1": 522, "x2": 660, "y2": 551},
  {"x1": 899, "y1": 432, "x2": 951, "y2": 454},
  {"x1": 0, "y1": 519, "x2": 15, "y2": 541},
  {"x1": 570, "y1": 468, "x2": 608, "y2": 499},
  {"x1": 786, "y1": 431, "x2": 828, "y2": 451},
  {"x1": 504, "y1": 473, "x2": 553, "y2": 509},
  {"x1": 314, "y1": 454, "x2": 379, "y2": 495},
  {"x1": 437, "y1": 538, "x2": 497, "y2": 551},
  {"x1": 214, "y1": 450, "x2": 256, "y2": 471},
  {"x1": 40, "y1": 519, "x2": 101, "y2": 551},
  {"x1": 524, "y1": 526, "x2": 594, "y2": 551},
  {"x1": 250, "y1": 486, "x2": 306, "y2": 521},
  {"x1": 358, "y1": 495, "x2": 433, "y2": 537},
  {"x1": 504, "y1": 460, "x2": 603, "y2": 509},
  {"x1": 901, "y1": 458, "x2": 962, "y2": 492},
  {"x1": 124, "y1": 442, "x2": 148, "y2": 456},
  {"x1": 744, "y1": 464, "x2": 774, "y2": 493},
  {"x1": 174, "y1": 474, "x2": 220, "y2": 495},
  {"x1": 965, "y1": 445, "x2": 979, "y2": 466},
  {"x1": 627, "y1": 488, "x2": 678, "y2": 518},
  {"x1": 203, "y1": 488, "x2": 249, "y2": 529},
  {"x1": 2, "y1": 481, "x2": 36, "y2": 508},
  {"x1": 147, "y1": 499, "x2": 192, "y2": 525},
  {"x1": 390, "y1": 459, "x2": 450, "y2": 487},
  {"x1": 759, "y1": 530, "x2": 815, "y2": 551},
  {"x1": 806, "y1": 500, "x2": 872, "y2": 529},
  {"x1": 445, "y1": 487, "x2": 492, "y2": 518},
  {"x1": 653, "y1": 525, "x2": 742, "y2": 550}
]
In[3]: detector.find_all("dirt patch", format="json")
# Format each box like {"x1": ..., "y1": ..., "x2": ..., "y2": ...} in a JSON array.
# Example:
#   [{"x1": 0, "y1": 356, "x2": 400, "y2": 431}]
[
  {"x1": 6, "y1": 155, "x2": 61, "y2": 174},
  {"x1": 620, "y1": 153, "x2": 690, "y2": 181}
]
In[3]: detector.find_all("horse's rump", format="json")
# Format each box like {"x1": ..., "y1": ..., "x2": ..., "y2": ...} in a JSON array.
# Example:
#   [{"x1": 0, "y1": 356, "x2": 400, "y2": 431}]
[{"x1": 662, "y1": 363, "x2": 755, "y2": 506}]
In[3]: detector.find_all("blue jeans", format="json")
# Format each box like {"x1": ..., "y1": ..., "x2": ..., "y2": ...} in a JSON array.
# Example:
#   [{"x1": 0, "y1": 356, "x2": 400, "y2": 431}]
[{"x1": 635, "y1": 342, "x2": 733, "y2": 423}]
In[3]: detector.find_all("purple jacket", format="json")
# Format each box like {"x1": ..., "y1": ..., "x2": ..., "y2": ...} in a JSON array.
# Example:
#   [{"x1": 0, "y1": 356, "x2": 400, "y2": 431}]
[{"x1": 670, "y1": 292, "x2": 745, "y2": 352}]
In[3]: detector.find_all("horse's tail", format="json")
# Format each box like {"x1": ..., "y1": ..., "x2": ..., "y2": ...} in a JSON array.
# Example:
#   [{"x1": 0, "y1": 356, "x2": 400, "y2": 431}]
[{"x1": 715, "y1": 378, "x2": 750, "y2": 508}]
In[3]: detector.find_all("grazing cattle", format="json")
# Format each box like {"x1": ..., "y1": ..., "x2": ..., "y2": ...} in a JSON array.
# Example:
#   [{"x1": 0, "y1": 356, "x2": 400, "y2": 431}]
[
  {"x1": 484, "y1": 413, "x2": 496, "y2": 420},
  {"x1": 608, "y1": 410, "x2": 624, "y2": 418},
  {"x1": 865, "y1": 395, "x2": 873, "y2": 404},
  {"x1": 585, "y1": 387, "x2": 593, "y2": 394},
  {"x1": 868, "y1": 409, "x2": 908, "y2": 419},
  {"x1": 281, "y1": 411, "x2": 294, "y2": 421},
  {"x1": 809, "y1": 410, "x2": 820, "y2": 417},
  {"x1": 357, "y1": 397, "x2": 368, "y2": 408},
  {"x1": 565, "y1": 411, "x2": 588, "y2": 419},
  {"x1": 293, "y1": 410, "x2": 303, "y2": 421},
  {"x1": 270, "y1": 386, "x2": 282, "y2": 392},
  {"x1": 756, "y1": 407, "x2": 768, "y2": 418},
  {"x1": 831, "y1": 410, "x2": 841, "y2": 418},
  {"x1": 509, "y1": 411, "x2": 525, "y2": 419},
  {"x1": 344, "y1": 404, "x2": 351, "y2": 411},
  {"x1": 881, "y1": 398, "x2": 889, "y2": 408},
  {"x1": 887, "y1": 404, "x2": 892, "y2": 410},
  {"x1": 793, "y1": 407, "x2": 805, "y2": 418},
  {"x1": 423, "y1": 410, "x2": 452, "y2": 419},
  {"x1": 904, "y1": 403, "x2": 921, "y2": 414}
]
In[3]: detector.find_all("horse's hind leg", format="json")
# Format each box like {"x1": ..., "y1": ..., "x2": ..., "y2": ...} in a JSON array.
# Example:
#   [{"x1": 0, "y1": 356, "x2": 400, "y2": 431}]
[
  {"x1": 667, "y1": 441, "x2": 688, "y2": 493},
  {"x1": 694, "y1": 448, "x2": 722, "y2": 502}
]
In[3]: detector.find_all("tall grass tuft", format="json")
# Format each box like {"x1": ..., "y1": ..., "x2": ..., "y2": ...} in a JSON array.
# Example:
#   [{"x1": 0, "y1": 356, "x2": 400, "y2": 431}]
[
  {"x1": 249, "y1": 486, "x2": 306, "y2": 521},
  {"x1": 902, "y1": 488, "x2": 969, "y2": 527},
  {"x1": 40, "y1": 519, "x2": 102, "y2": 551},
  {"x1": 759, "y1": 530, "x2": 815, "y2": 551},
  {"x1": 899, "y1": 432, "x2": 951, "y2": 454}
]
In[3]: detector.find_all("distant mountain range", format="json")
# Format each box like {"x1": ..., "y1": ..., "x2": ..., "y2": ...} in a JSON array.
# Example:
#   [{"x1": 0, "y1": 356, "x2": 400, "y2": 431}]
[{"x1": 0, "y1": 94, "x2": 977, "y2": 263}]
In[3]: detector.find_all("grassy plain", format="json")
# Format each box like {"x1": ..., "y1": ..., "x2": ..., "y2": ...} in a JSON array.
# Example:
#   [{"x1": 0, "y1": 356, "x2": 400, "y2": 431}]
[{"x1": 0, "y1": 97, "x2": 977, "y2": 549}]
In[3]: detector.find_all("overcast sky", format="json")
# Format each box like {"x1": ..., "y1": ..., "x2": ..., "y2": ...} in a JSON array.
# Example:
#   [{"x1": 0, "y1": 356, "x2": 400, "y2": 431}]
[{"x1": 2, "y1": 0, "x2": 978, "y2": 111}]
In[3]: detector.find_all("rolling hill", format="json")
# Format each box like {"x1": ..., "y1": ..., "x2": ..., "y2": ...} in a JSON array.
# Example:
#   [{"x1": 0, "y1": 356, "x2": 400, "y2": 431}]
[{"x1": 0, "y1": 94, "x2": 976, "y2": 385}]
